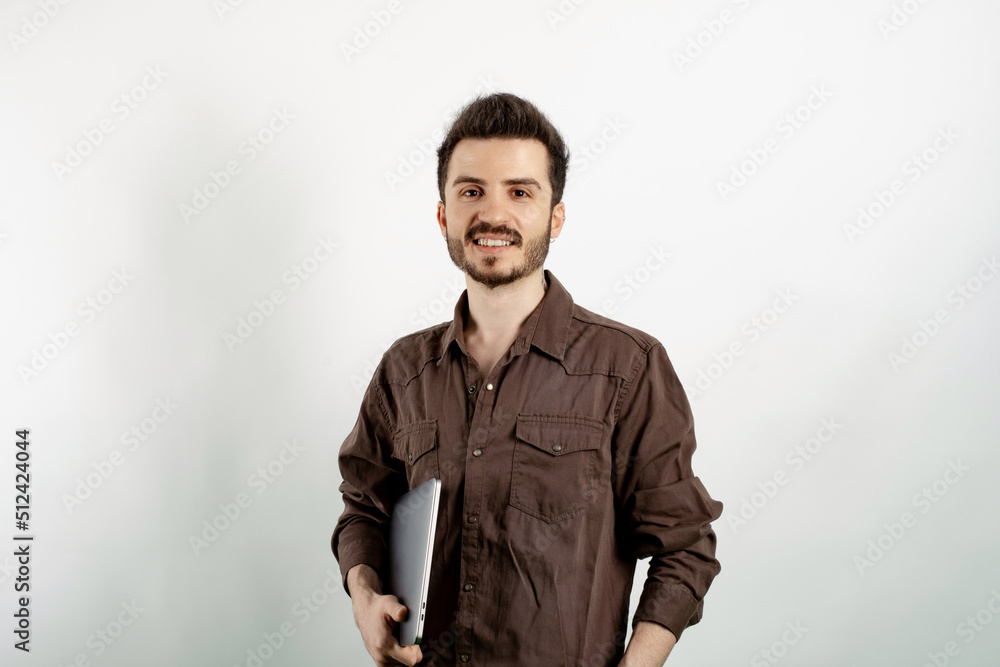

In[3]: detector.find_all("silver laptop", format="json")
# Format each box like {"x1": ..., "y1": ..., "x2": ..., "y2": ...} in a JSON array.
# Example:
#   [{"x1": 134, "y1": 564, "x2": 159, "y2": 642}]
[{"x1": 388, "y1": 477, "x2": 441, "y2": 646}]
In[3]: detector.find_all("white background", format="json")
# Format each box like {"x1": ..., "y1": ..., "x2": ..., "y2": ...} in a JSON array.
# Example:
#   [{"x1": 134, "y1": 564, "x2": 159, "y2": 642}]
[{"x1": 2, "y1": 1, "x2": 999, "y2": 665}]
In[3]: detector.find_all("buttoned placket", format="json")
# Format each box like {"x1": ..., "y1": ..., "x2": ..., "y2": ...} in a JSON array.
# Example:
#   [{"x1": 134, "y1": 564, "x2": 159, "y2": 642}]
[{"x1": 453, "y1": 337, "x2": 527, "y2": 662}]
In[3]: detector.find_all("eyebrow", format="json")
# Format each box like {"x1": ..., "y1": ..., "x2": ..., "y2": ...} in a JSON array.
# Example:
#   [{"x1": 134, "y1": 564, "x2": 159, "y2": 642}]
[{"x1": 451, "y1": 175, "x2": 544, "y2": 189}]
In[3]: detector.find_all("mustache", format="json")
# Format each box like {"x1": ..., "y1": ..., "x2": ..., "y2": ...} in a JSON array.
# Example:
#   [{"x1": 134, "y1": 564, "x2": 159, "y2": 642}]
[{"x1": 466, "y1": 223, "x2": 522, "y2": 244}]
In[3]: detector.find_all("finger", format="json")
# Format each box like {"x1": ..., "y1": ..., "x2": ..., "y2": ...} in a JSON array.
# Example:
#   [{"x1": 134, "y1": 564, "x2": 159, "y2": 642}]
[
  {"x1": 376, "y1": 595, "x2": 408, "y2": 624},
  {"x1": 386, "y1": 642, "x2": 422, "y2": 666},
  {"x1": 374, "y1": 594, "x2": 404, "y2": 620},
  {"x1": 390, "y1": 602, "x2": 408, "y2": 623}
]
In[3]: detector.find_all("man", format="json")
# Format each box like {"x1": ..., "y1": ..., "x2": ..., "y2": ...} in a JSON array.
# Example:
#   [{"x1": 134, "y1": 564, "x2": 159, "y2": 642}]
[{"x1": 333, "y1": 93, "x2": 723, "y2": 666}]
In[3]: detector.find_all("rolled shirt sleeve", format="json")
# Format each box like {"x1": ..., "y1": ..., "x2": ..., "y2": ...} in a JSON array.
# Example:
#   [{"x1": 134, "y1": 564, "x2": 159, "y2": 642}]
[
  {"x1": 331, "y1": 369, "x2": 406, "y2": 596},
  {"x1": 613, "y1": 342, "x2": 724, "y2": 640}
]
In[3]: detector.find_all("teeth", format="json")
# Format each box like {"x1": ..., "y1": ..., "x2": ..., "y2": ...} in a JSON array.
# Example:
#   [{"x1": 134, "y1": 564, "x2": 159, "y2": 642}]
[{"x1": 475, "y1": 239, "x2": 513, "y2": 247}]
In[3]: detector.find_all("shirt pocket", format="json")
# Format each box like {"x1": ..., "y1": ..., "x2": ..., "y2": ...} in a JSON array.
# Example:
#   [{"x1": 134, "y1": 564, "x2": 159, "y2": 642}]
[
  {"x1": 510, "y1": 414, "x2": 605, "y2": 523},
  {"x1": 391, "y1": 419, "x2": 439, "y2": 490}
]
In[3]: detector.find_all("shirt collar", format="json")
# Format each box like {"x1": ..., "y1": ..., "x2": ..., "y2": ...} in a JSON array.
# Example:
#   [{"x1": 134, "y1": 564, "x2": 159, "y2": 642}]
[{"x1": 437, "y1": 269, "x2": 574, "y2": 364}]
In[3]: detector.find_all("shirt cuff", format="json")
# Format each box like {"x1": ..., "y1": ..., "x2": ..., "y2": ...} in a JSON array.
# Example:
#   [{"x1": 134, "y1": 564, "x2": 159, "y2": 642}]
[
  {"x1": 334, "y1": 533, "x2": 389, "y2": 597},
  {"x1": 632, "y1": 583, "x2": 703, "y2": 642}
]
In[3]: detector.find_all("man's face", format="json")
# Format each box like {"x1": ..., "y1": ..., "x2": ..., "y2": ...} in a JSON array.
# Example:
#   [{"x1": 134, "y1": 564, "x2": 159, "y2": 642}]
[{"x1": 437, "y1": 138, "x2": 565, "y2": 289}]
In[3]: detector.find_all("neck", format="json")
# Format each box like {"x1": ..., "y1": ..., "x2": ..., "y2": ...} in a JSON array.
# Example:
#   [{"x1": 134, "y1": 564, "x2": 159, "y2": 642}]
[{"x1": 464, "y1": 269, "x2": 547, "y2": 346}]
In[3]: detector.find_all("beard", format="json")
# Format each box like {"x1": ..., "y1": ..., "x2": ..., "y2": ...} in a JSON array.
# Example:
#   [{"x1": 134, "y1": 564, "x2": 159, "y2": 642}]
[{"x1": 446, "y1": 218, "x2": 551, "y2": 289}]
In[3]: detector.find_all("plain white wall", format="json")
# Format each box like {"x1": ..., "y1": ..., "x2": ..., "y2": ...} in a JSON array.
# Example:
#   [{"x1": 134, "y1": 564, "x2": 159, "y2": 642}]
[{"x1": 2, "y1": 1, "x2": 999, "y2": 665}]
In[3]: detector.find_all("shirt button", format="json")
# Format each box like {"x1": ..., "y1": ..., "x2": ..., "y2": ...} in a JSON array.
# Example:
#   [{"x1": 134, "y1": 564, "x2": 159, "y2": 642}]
[
  {"x1": 472, "y1": 448, "x2": 482, "y2": 457},
  {"x1": 551, "y1": 443, "x2": 562, "y2": 452},
  {"x1": 467, "y1": 514, "x2": 478, "y2": 523},
  {"x1": 464, "y1": 583, "x2": 474, "y2": 591},
  {"x1": 460, "y1": 655, "x2": 470, "y2": 663},
  {"x1": 486, "y1": 383, "x2": 494, "y2": 391},
  {"x1": 468, "y1": 385, "x2": 476, "y2": 394}
]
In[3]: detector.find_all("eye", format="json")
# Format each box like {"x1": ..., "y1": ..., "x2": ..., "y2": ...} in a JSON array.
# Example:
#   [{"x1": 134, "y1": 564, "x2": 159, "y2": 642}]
[
  {"x1": 461, "y1": 188, "x2": 482, "y2": 197},
  {"x1": 512, "y1": 189, "x2": 528, "y2": 198}
]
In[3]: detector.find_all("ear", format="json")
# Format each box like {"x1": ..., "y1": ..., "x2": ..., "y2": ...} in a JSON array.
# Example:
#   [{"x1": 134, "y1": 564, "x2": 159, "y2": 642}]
[
  {"x1": 436, "y1": 201, "x2": 447, "y2": 238},
  {"x1": 549, "y1": 201, "x2": 566, "y2": 240}
]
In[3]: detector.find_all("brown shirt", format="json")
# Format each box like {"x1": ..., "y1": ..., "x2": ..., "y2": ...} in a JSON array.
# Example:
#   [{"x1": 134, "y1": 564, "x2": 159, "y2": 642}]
[{"x1": 333, "y1": 270, "x2": 723, "y2": 666}]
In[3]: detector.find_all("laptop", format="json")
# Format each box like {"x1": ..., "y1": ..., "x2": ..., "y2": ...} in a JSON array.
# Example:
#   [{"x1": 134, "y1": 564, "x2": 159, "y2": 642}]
[{"x1": 388, "y1": 477, "x2": 441, "y2": 646}]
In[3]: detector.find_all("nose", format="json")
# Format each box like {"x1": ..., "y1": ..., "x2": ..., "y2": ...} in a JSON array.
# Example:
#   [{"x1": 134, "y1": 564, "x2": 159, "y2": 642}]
[{"x1": 477, "y1": 190, "x2": 510, "y2": 225}]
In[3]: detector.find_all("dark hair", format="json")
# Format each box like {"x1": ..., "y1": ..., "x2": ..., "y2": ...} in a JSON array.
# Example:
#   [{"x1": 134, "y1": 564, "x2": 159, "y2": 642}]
[{"x1": 436, "y1": 93, "x2": 570, "y2": 209}]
